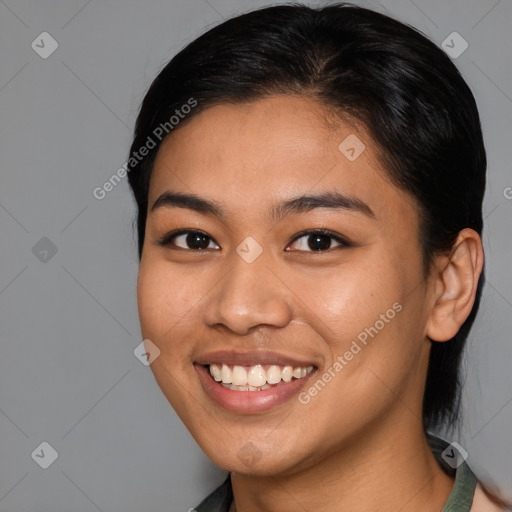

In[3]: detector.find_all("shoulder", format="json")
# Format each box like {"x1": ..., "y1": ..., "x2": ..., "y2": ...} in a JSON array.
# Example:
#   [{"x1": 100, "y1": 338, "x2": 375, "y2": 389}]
[
  {"x1": 471, "y1": 483, "x2": 511, "y2": 512},
  {"x1": 194, "y1": 474, "x2": 233, "y2": 512}
]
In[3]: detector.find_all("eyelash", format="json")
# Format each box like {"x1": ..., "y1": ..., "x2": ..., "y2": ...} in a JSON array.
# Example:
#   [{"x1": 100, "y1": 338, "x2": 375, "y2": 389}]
[{"x1": 156, "y1": 228, "x2": 350, "y2": 252}]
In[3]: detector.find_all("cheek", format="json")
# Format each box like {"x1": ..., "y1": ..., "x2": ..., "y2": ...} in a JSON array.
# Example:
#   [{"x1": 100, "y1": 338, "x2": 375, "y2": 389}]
[
  {"x1": 304, "y1": 258, "x2": 401, "y2": 345},
  {"x1": 136, "y1": 260, "x2": 197, "y2": 407},
  {"x1": 303, "y1": 256, "x2": 426, "y2": 404},
  {"x1": 136, "y1": 257, "x2": 201, "y2": 338},
  {"x1": 137, "y1": 263, "x2": 168, "y2": 338}
]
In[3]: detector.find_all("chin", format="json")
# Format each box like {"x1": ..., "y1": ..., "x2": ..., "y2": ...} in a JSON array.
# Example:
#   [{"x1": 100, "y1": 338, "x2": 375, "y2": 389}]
[{"x1": 196, "y1": 434, "x2": 315, "y2": 477}]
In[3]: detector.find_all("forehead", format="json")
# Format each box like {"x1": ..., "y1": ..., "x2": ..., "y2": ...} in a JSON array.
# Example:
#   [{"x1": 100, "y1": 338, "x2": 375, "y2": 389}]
[{"x1": 149, "y1": 95, "x2": 417, "y2": 224}]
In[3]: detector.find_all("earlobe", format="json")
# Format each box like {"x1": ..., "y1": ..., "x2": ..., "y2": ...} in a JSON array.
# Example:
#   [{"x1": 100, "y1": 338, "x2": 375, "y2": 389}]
[{"x1": 426, "y1": 228, "x2": 484, "y2": 342}]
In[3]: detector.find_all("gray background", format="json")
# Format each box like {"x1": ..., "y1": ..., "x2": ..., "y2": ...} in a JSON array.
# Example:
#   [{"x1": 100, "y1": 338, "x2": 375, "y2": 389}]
[{"x1": 0, "y1": 0, "x2": 511, "y2": 510}]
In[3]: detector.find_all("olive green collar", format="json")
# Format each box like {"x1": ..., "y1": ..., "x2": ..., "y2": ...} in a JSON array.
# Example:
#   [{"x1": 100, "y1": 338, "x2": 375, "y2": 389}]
[{"x1": 427, "y1": 433, "x2": 477, "y2": 512}]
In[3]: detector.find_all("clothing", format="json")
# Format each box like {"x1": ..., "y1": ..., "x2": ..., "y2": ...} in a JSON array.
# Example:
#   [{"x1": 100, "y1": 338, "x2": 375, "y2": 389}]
[{"x1": 193, "y1": 434, "x2": 478, "y2": 511}]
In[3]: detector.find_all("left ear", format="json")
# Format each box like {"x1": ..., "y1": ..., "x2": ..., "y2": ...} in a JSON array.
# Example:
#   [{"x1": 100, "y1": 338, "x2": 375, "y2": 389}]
[{"x1": 426, "y1": 228, "x2": 484, "y2": 342}]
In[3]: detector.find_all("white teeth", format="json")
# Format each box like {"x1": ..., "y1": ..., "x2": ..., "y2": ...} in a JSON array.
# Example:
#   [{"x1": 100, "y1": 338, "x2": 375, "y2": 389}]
[
  {"x1": 209, "y1": 363, "x2": 314, "y2": 390},
  {"x1": 232, "y1": 365, "x2": 248, "y2": 386},
  {"x1": 224, "y1": 383, "x2": 272, "y2": 391},
  {"x1": 266, "y1": 365, "x2": 282, "y2": 384},
  {"x1": 292, "y1": 367, "x2": 302, "y2": 379},
  {"x1": 281, "y1": 366, "x2": 293, "y2": 382},
  {"x1": 210, "y1": 365, "x2": 222, "y2": 381},
  {"x1": 221, "y1": 364, "x2": 232, "y2": 384},
  {"x1": 247, "y1": 365, "x2": 266, "y2": 387}
]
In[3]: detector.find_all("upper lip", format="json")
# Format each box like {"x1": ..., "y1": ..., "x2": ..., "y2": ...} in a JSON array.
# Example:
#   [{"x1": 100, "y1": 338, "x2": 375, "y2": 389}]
[{"x1": 194, "y1": 350, "x2": 317, "y2": 368}]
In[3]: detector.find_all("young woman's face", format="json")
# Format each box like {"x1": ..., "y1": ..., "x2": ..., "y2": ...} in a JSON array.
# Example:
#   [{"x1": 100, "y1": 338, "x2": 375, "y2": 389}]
[{"x1": 137, "y1": 95, "x2": 435, "y2": 475}]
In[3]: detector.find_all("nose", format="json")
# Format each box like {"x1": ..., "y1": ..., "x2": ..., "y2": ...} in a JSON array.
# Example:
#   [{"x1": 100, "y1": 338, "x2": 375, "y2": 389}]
[{"x1": 202, "y1": 251, "x2": 293, "y2": 336}]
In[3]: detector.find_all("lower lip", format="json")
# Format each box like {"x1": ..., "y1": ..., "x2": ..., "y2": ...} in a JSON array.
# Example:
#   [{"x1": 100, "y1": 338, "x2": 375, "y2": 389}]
[{"x1": 194, "y1": 364, "x2": 317, "y2": 414}]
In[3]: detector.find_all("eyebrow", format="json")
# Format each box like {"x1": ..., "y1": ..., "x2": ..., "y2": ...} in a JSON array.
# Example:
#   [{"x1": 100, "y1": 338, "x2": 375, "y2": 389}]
[{"x1": 151, "y1": 189, "x2": 375, "y2": 222}]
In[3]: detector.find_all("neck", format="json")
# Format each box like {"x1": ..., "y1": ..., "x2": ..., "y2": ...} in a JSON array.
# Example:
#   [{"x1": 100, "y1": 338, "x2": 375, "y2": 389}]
[{"x1": 229, "y1": 416, "x2": 454, "y2": 512}]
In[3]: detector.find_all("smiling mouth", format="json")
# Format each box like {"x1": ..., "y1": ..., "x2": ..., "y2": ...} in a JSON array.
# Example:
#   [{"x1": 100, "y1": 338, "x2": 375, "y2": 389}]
[{"x1": 205, "y1": 363, "x2": 315, "y2": 391}]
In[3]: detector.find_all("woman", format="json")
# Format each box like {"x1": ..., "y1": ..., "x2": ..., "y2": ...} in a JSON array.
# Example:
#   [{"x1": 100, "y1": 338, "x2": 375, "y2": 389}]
[{"x1": 127, "y1": 3, "x2": 510, "y2": 510}]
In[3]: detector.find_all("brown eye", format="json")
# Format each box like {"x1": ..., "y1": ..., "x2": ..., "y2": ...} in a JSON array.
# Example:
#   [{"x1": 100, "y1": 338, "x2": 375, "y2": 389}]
[
  {"x1": 158, "y1": 230, "x2": 220, "y2": 250},
  {"x1": 286, "y1": 229, "x2": 348, "y2": 252}
]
